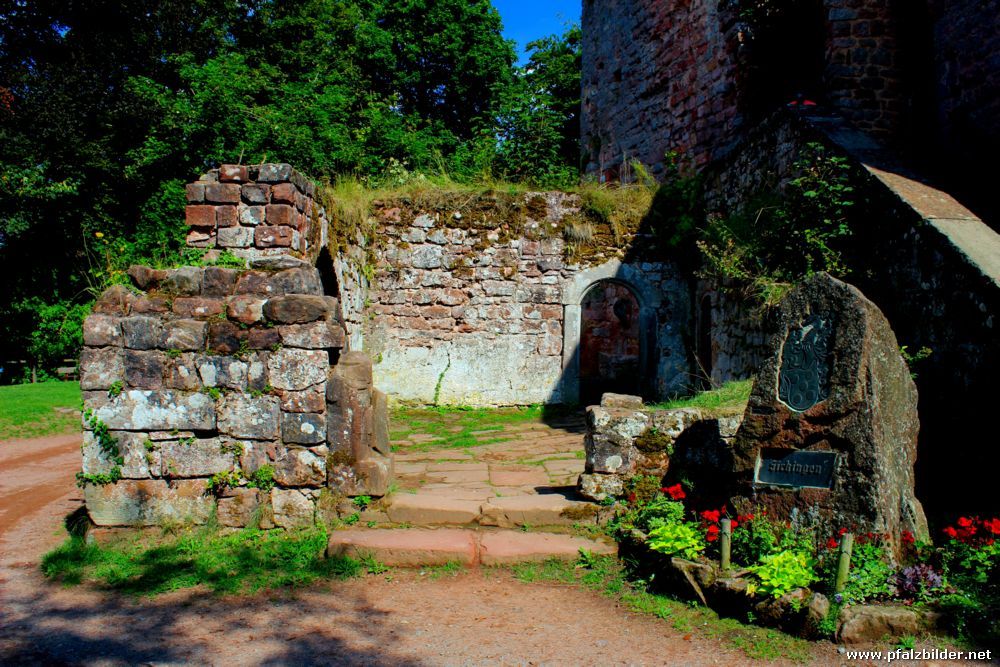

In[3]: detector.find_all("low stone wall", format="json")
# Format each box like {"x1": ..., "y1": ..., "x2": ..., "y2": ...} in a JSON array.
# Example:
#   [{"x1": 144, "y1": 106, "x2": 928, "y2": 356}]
[
  {"x1": 79, "y1": 260, "x2": 391, "y2": 529},
  {"x1": 366, "y1": 194, "x2": 691, "y2": 405}
]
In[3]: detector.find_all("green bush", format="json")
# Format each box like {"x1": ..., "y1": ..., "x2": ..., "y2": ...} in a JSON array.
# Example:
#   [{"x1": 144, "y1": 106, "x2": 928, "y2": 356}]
[
  {"x1": 747, "y1": 550, "x2": 817, "y2": 599},
  {"x1": 635, "y1": 497, "x2": 685, "y2": 532},
  {"x1": 647, "y1": 521, "x2": 706, "y2": 561}
]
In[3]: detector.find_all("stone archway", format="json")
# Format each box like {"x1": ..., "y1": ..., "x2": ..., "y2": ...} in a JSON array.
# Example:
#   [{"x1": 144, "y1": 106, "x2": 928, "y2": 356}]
[
  {"x1": 579, "y1": 280, "x2": 642, "y2": 406},
  {"x1": 560, "y1": 260, "x2": 663, "y2": 405}
]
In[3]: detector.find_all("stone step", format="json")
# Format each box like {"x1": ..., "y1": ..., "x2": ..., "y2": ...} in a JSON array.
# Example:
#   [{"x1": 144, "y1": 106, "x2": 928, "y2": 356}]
[
  {"x1": 327, "y1": 527, "x2": 616, "y2": 567},
  {"x1": 381, "y1": 491, "x2": 600, "y2": 528}
]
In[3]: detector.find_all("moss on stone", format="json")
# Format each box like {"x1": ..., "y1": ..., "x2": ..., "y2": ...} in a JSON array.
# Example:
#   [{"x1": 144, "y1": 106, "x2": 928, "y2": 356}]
[{"x1": 635, "y1": 427, "x2": 674, "y2": 455}]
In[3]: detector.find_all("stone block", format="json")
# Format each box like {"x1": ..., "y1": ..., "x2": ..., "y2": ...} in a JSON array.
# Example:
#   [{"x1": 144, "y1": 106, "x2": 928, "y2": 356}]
[
  {"x1": 122, "y1": 316, "x2": 162, "y2": 350},
  {"x1": 160, "y1": 267, "x2": 203, "y2": 295},
  {"x1": 281, "y1": 412, "x2": 326, "y2": 445},
  {"x1": 372, "y1": 389, "x2": 391, "y2": 457},
  {"x1": 186, "y1": 229, "x2": 215, "y2": 248},
  {"x1": 186, "y1": 205, "x2": 216, "y2": 228},
  {"x1": 132, "y1": 296, "x2": 170, "y2": 314},
  {"x1": 82, "y1": 431, "x2": 159, "y2": 479},
  {"x1": 172, "y1": 297, "x2": 225, "y2": 319},
  {"x1": 279, "y1": 321, "x2": 344, "y2": 349},
  {"x1": 218, "y1": 394, "x2": 280, "y2": 440},
  {"x1": 207, "y1": 320, "x2": 247, "y2": 355},
  {"x1": 161, "y1": 319, "x2": 207, "y2": 351},
  {"x1": 238, "y1": 205, "x2": 265, "y2": 226},
  {"x1": 186, "y1": 183, "x2": 205, "y2": 203},
  {"x1": 255, "y1": 225, "x2": 294, "y2": 247},
  {"x1": 201, "y1": 267, "x2": 238, "y2": 297},
  {"x1": 268, "y1": 348, "x2": 328, "y2": 391},
  {"x1": 578, "y1": 473, "x2": 625, "y2": 502},
  {"x1": 263, "y1": 295, "x2": 337, "y2": 324},
  {"x1": 412, "y1": 246, "x2": 443, "y2": 269},
  {"x1": 271, "y1": 488, "x2": 315, "y2": 528},
  {"x1": 278, "y1": 388, "x2": 326, "y2": 414},
  {"x1": 215, "y1": 224, "x2": 252, "y2": 248},
  {"x1": 601, "y1": 393, "x2": 644, "y2": 409},
  {"x1": 91, "y1": 390, "x2": 216, "y2": 431},
  {"x1": 219, "y1": 164, "x2": 249, "y2": 182},
  {"x1": 215, "y1": 205, "x2": 238, "y2": 228},
  {"x1": 273, "y1": 447, "x2": 326, "y2": 486},
  {"x1": 79, "y1": 347, "x2": 124, "y2": 390},
  {"x1": 271, "y1": 183, "x2": 296, "y2": 205},
  {"x1": 265, "y1": 204, "x2": 295, "y2": 227},
  {"x1": 162, "y1": 353, "x2": 201, "y2": 391},
  {"x1": 83, "y1": 315, "x2": 122, "y2": 347},
  {"x1": 234, "y1": 271, "x2": 276, "y2": 296},
  {"x1": 196, "y1": 356, "x2": 248, "y2": 389},
  {"x1": 248, "y1": 327, "x2": 282, "y2": 350},
  {"x1": 241, "y1": 183, "x2": 270, "y2": 204},
  {"x1": 92, "y1": 285, "x2": 135, "y2": 316},
  {"x1": 124, "y1": 350, "x2": 163, "y2": 389},
  {"x1": 218, "y1": 488, "x2": 260, "y2": 528},
  {"x1": 205, "y1": 183, "x2": 241, "y2": 204},
  {"x1": 85, "y1": 479, "x2": 213, "y2": 527},
  {"x1": 257, "y1": 163, "x2": 293, "y2": 182},
  {"x1": 837, "y1": 605, "x2": 921, "y2": 644},
  {"x1": 270, "y1": 267, "x2": 323, "y2": 295},
  {"x1": 161, "y1": 437, "x2": 233, "y2": 478},
  {"x1": 226, "y1": 295, "x2": 266, "y2": 325}
]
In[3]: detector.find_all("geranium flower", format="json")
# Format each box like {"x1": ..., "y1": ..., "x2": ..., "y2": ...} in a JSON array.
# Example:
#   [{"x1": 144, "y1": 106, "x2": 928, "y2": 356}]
[
  {"x1": 943, "y1": 526, "x2": 958, "y2": 539},
  {"x1": 837, "y1": 527, "x2": 848, "y2": 537},
  {"x1": 901, "y1": 530, "x2": 915, "y2": 545},
  {"x1": 701, "y1": 509, "x2": 721, "y2": 523},
  {"x1": 663, "y1": 484, "x2": 686, "y2": 501},
  {"x1": 958, "y1": 516, "x2": 974, "y2": 528},
  {"x1": 984, "y1": 518, "x2": 1000, "y2": 535},
  {"x1": 826, "y1": 537, "x2": 839, "y2": 550},
  {"x1": 706, "y1": 525, "x2": 720, "y2": 542}
]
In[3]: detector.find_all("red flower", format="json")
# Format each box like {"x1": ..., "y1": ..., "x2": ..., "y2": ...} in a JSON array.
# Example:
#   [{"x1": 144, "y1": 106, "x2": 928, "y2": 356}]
[
  {"x1": 901, "y1": 530, "x2": 915, "y2": 545},
  {"x1": 984, "y1": 518, "x2": 1000, "y2": 535},
  {"x1": 663, "y1": 484, "x2": 686, "y2": 501},
  {"x1": 943, "y1": 526, "x2": 958, "y2": 539},
  {"x1": 706, "y1": 525, "x2": 720, "y2": 542},
  {"x1": 958, "y1": 516, "x2": 974, "y2": 528},
  {"x1": 627, "y1": 492, "x2": 637, "y2": 504},
  {"x1": 730, "y1": 520, "x2": 739, "y2": 531},
  {"x1": 837, "y1": 527, "x2": 848, "y2": 537},
  {"x1": 826, "y1": 537, "x2": 839, "y2": 550},
  {"x1": 701, "y1": 510, "x2": 721, "y2": 523},
  {"x1": 738, "y1": 514, "x2": 754, "y2": 523}
]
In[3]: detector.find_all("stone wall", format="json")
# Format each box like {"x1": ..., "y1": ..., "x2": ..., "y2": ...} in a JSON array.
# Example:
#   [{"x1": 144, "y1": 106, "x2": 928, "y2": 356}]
[
  {"x1": 581, "y1": 0, "x2": 742, "y2": 176},
  {"x1": 364, "y1": 193, "x2": 692, "y2": 405},
  {"x1": 581, "y1": 0, "x2": 998, "y2": 178},
  {"x1": 79, "y1": 164, "x2": 391, "y2": 529}
]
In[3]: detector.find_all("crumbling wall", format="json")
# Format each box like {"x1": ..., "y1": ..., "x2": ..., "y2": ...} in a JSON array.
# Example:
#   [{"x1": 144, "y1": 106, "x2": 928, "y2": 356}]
[
  {"x1": 79, "y1": 164, "x2": 390, "y2": 528},
  {"x1": 365, "y1": 193, "x2": 692, "y2": 405}
]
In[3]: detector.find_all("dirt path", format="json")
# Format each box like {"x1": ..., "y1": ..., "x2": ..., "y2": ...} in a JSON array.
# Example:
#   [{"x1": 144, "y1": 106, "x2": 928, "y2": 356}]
[{"x1": 0, "y1": 433, "x2": 975, "y2": 666}]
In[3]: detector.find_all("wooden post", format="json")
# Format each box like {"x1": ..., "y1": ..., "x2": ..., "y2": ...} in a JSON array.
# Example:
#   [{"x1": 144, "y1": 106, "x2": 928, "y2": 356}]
[
  {"x1": 835, "y1": 533, "x2": 854, "y2": 593},
  {"x1": 720, "y1": 518, "x2": 732, "y2": 573}
]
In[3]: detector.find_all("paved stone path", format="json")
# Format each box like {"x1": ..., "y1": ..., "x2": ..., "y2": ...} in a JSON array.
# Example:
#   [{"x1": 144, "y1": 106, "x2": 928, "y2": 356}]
[{"x1": 332, "y1": 409, "x2": 614, "y2": 564}]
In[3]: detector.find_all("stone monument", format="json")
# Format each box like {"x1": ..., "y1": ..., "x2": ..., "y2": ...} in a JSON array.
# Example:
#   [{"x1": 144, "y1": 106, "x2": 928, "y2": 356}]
[{"x1": 729, "y1": 273, "x2": 928, "y2": 558}]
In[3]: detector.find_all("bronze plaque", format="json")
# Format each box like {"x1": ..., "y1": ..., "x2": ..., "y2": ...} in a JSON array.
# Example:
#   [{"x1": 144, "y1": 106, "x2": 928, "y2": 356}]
[
  {"x1": 778, "y1": 314, "x2": 831, "y2": 412},
  {"x1": 755, "y1": 449, "x2": 837, "y2": 489}
]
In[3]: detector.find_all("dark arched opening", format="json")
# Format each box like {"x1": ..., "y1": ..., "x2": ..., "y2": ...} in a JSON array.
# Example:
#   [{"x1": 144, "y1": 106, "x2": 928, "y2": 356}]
[
  {"x1": 316, "y1": 246, "x2": 340, "y2": 299},
  {"x1": 579, "y1": 280, "x2": 642, "y2": 406}
]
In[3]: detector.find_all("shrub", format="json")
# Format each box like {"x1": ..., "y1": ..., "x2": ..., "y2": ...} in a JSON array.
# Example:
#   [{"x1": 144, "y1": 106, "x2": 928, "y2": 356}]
[
  {"x1": 747, "y1": 550, "x2": 817, "y2": 599},
  {"x1": 635, "y1": 497, "x2": 685, "y2": 532},
  {"x1": 647, "y1": 521, "x2": 706, "y2": 561}
]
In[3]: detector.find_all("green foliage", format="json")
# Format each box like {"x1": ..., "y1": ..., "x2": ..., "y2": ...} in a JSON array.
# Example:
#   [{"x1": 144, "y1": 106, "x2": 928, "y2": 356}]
[
  {"x1": 41, "y1": 526, "x2": 362, "y2": 595},
  {"x1": 650, "y1": 379, "x2": 753, "y2": 418},
  {"x1": 634, "y1": 497, "x2": 685, "y2": 532},
  {"x1": 645, "y1": 151, "x2": 705, "y2": 251},
  {"x1": 83, "y1": 409, "x2": 123, "y2": 467},
  {"x1": 107, "y1": 381, "x2": 124, "y2": 398},
  {"x1": 900, "y1": 345, "x2": 933, "y2": 379},
  {"x1": 747, "y1": 550, "x2": 817, "y2": 599},
  {"x1": 697, "y1": 142, "x2": 860, "y2": 305},
  {"x1": 353, "y1": 495, "x2": 373, "y2": 511},
  {"x1": 0, "y1": 380, "x2": 81, "y2": 440},
  {"x1": 836, "y1": 543, "x2": 893, "y2": 604},
  {"x1": 247, "y1": 465, "x2": 276, "y2": 492},
  {"x1": 206, "y1": 470, "x2": 243, "y2": 495},
  {"x1": 647, "y1": 521, "x2": 707, "y2": 561}
]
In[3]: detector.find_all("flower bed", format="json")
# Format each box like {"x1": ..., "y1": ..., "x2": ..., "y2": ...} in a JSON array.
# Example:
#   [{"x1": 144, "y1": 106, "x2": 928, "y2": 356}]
[{"x1": 607, "y1": 485, "x2": 1000, "y2": 645}]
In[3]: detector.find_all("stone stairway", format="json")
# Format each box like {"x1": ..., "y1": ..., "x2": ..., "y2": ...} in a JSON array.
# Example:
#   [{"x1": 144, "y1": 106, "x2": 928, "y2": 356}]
[{"x1": 325, "y1": 409, "x2": 617, "y2": 567}]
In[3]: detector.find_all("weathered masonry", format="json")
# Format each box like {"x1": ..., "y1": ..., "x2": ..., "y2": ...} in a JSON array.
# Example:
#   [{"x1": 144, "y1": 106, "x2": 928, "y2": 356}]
[
  {"x1": 79, "y1": 165, "x2": 390, "y2": 528},
  {"x1": 364, "y1": 194, "x2": 691, "y2": 406}
]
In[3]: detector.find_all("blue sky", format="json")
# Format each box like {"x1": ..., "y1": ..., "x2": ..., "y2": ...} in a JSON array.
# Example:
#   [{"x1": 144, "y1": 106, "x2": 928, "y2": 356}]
[{"x1": 493, "y1": 0, "x2": 581, "y2": 64}]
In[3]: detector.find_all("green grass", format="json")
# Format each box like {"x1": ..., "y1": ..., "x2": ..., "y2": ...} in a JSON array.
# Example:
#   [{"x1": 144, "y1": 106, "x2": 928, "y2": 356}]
[
  {"x1": 648, "y1": 379, "x2": 753, "y2": 418},
  {"x1": 506, "y1": 554, "x2": 813, "y2": 663},
  {"x1": 420, "y1": 560, "x2": 465, "y2": 579},
  {"x1": 0, "y1": 380, "x2": 82, "y2": 440},
  {"x1": 389, "y1": 404, "x2": 568, "y2": 452},
  {"x1": 41, "y1": 525, "x2": 363, "y2": 595}
]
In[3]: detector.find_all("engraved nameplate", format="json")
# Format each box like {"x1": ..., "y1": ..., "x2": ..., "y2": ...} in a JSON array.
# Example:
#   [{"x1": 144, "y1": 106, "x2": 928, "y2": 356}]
[
  {"x1": 754, "y1": 449, "x2": 836, "y2": 489},
  {"x1": 778, "y1": 314, "x2": 832, "y2": 412}
]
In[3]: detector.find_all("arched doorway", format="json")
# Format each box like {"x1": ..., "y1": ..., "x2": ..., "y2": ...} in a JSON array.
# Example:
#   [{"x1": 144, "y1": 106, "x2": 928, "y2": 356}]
[{"x1": 579, "y1": 280, "x2": 642, "y2": 406}]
